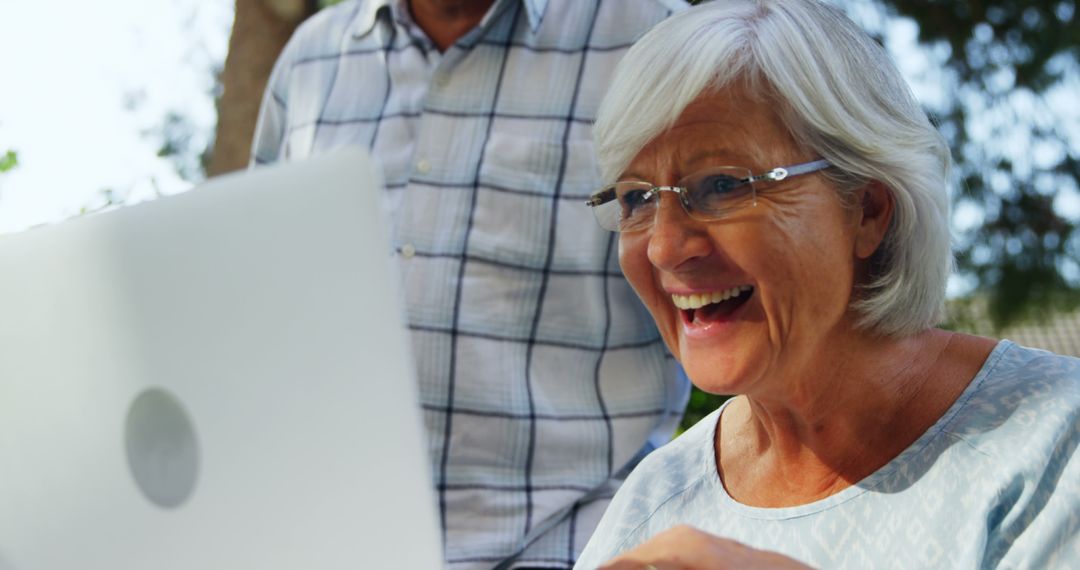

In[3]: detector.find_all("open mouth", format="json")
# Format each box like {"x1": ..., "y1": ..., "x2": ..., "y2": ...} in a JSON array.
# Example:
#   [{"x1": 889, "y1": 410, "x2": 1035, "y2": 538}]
[{"x1": 671, "y1": 285, "x2": 754, "y2": 325}]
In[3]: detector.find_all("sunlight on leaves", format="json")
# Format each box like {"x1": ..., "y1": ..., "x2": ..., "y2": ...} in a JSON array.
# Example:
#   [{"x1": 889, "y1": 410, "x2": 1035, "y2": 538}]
[{"x1": 0, "y1": 150, "x2": 17, "y2": 174}]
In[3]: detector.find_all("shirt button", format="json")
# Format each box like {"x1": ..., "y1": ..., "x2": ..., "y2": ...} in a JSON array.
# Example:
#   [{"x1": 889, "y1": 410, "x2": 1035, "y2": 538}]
[
  {"x1": 416, "y1": 159, "x2": 431, "y2": 174},
  {"x1": 434, "y1": 74, "x2": 451, "y2": 88},
  {"x1": 400, "y1": 243, "x2": 417, "y2": 259}
]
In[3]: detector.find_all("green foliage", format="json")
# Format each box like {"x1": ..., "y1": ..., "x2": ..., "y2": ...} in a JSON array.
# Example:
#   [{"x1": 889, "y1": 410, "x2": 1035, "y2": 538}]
[
  {"x1": 77, "y1": 188, "x2": 124, "y2": 217},
  {"x1": 0, "y1": 150, "x2": 17, "y2": 174},
  {"x1": 898, "y1": 1, "x2": 1078, "y2": 90},
  {"x1": 679, "y1": 388, "x2": 728, "y2": 433},
  {"x1": 148, "y1": 112, "x2": 211, "y2": 182},
  {"x1": 864, "y1": 0, "x2": 1080, "y2": 330}
]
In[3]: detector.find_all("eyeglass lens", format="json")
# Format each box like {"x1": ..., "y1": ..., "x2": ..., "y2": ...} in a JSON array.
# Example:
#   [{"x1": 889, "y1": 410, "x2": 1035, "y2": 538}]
[{"x1": 600, "y1": 166, "x2": 755, "y2": 232}]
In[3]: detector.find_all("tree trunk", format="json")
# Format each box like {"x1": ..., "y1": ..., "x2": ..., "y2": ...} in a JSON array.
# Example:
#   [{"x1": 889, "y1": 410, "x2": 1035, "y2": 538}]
[{"x1": 208, "y1": 0, "x2": 318, "y2": 177}]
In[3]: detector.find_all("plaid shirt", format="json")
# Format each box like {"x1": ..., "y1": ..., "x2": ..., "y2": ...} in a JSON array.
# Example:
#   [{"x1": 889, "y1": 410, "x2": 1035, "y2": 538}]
[{"x1": 252, "y1": 0, "x2": 688, "y2": 567}]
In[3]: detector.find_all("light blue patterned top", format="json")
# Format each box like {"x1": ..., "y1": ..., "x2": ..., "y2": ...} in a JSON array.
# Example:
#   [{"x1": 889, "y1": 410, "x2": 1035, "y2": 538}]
[{"x1": 577, "y1": 341, "x2": 1080, "y2": 569}]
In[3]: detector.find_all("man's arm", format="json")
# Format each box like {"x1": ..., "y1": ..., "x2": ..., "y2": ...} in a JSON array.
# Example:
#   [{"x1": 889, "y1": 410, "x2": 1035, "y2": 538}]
[{"x1": 249, "y1": 37, "x2": 296, "y2": 167}]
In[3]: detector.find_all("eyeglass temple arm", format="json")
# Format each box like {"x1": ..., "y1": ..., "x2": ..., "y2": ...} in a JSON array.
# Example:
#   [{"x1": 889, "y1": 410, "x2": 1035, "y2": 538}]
[
  {"x1": 758, "y1": 159, "x2": 832, "y2": 182},
  {"x1": 587, "y1": 188, "x2": 615, "y2": 207}
]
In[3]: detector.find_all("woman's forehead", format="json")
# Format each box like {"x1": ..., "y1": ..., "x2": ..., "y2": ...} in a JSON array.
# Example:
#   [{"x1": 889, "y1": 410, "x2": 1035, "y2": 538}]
[
  {"x1": 626, "y1": 117, "x2": 783, "y2": 176},
  {"x1": 624, "y1": 88, "x2": 802, "y2": 177}
]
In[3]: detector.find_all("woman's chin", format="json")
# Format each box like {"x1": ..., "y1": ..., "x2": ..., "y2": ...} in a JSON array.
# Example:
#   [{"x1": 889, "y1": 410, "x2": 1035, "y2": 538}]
[
  {"x1": 681, "y1": 358, "x2": 757, "y2": 397},
  {"x1": 676, "y1": 336, "x2": 765, "y2": 396}
]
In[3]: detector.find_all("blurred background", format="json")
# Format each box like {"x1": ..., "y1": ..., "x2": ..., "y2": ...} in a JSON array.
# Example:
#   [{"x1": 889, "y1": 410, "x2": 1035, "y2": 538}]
[{"x1": 1, "y1": 0, "x2": 1077, "y2": 428}]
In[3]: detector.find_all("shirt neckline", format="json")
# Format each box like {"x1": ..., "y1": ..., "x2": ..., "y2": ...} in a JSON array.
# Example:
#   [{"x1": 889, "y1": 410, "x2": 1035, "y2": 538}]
[
  {"x1": 349, "y1": 0, "x2": 549, "y2": 39},
  {"x1": 702, "y1": 339, "x2": 1014, "y2": 520}
]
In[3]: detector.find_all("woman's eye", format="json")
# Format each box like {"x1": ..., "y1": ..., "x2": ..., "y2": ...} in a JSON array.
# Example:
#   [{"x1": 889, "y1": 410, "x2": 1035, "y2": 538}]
[
  {"x1": 620, "y1": 189, "x2": 651, "y2": 214},
  {"x1": 693, "y1": 175, "x2": 752, "y2": 210},
  {"x1": 701, "y1": 174, "x2": 742, "y2": 195}
]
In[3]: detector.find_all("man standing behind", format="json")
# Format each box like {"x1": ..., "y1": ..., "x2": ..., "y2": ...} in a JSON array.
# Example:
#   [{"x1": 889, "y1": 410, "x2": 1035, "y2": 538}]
[{"x1": 251, "y1": 0, "x2": 687, "y2": 567}]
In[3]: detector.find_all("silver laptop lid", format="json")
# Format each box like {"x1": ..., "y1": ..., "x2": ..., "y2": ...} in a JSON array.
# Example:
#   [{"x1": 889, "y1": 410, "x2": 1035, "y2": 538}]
[{"x1": 0, "y1": 149, "x2": 442, "y2": 569}]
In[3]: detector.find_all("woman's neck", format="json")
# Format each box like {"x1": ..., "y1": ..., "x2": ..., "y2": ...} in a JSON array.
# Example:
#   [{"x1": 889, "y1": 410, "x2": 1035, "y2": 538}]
[{"x1": 715, "y1": 329, "x2": 995, "y2": 507}]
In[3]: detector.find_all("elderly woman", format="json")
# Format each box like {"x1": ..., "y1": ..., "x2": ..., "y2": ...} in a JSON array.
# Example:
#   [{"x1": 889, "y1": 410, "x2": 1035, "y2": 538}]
[{"x1": 574, "y1": 1, "x2": 1080, "y2": 569}]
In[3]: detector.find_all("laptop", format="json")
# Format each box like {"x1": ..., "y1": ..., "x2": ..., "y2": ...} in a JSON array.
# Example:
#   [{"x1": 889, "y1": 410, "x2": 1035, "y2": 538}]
[{"x1": 0, "y1": 149, "x2": 443, "y2": 569}]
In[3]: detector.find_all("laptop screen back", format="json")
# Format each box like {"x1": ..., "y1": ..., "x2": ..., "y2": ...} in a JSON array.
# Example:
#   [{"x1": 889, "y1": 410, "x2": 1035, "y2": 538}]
[{"x1": 0, "y1": 149, "x2": 442, "y2": 569}]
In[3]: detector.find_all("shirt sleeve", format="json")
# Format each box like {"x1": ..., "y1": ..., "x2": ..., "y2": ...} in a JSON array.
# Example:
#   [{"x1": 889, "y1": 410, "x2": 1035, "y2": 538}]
[
  {"x1": 989, "y1": 356, "x2": 1080, "y2": 568},
  {"x1": 993, "y1": 449, "x2": 1080, "y2": 565},
  {"x1": 249, "y1": 33, "x2": 298, "y2": 167}
]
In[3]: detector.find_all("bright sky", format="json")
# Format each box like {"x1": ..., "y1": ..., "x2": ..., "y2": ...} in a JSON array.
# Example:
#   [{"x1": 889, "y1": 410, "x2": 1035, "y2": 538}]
[{"x1": 0, "y1": 0, "x2": 233, "y2": 233}]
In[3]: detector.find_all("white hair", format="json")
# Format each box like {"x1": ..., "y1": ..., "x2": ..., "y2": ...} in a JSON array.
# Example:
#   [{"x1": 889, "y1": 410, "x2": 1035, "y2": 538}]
[{"x1": 595, "y1": 0, "x2": 952, "y2": 337}]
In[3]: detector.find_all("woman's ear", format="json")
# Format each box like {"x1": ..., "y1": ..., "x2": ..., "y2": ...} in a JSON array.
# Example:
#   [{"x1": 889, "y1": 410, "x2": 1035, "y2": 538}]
[{"x1": 854, "y1": 181, "x2": 894, "y2": 260}]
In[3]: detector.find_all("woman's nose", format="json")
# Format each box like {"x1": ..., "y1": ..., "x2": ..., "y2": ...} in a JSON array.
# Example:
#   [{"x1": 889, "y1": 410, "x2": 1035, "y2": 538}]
[{"x1": 646, "y1": 192, "x2": 714, "y2": 271}]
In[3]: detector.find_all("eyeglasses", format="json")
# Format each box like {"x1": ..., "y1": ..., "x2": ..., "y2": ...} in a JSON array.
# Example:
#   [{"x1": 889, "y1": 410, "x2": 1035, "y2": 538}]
[{"x1": 586, "y1": 159, "x2": 832, "y2": 232}]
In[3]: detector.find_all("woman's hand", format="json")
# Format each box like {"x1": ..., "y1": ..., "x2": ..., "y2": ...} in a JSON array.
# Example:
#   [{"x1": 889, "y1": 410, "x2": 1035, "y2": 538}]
[{"x1": 598, "y1": 525, "x2": 814, "y2": 570}]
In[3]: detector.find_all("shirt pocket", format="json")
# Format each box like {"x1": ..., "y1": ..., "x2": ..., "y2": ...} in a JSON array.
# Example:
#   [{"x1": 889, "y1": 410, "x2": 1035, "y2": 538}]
[
  {"x1": 469, "y1": 132, "x2": 602, "y2": 268},
  {"x1": 468, "y1": 130, "x2": 609, "y2": 270}
]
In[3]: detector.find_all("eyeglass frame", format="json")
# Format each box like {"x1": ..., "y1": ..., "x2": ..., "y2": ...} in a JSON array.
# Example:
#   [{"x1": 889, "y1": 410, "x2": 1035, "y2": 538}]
[{"x1": 586, "y1": 158, "x2": 832, "y2": 232}]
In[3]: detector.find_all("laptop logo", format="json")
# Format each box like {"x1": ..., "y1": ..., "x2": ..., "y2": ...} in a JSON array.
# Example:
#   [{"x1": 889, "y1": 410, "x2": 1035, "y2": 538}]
[{"x1": 124, "y1": 388, "x2": 200, "y2": 509}]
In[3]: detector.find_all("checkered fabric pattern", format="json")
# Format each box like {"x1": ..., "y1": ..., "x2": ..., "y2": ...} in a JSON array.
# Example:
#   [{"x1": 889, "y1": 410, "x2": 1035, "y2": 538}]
[{"x1": 251, "y1": 0, "x2": 689, "y2": 567}]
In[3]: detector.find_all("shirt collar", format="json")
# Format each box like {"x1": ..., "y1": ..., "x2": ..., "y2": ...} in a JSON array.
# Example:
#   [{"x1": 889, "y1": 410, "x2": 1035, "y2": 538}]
[
  {"x1": 350, "y1": 0, "x2": 549, "y2": 38},
  {"x1": 520, "y1": 0, "x2": 548, "y2": 32},
  {"x1": 350, "y1": 0, "x2": 392, "y2": 39}
]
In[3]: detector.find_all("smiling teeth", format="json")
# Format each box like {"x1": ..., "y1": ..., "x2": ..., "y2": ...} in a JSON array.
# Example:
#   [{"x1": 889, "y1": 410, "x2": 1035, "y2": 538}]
[{"x1": 671, "y1": 285, "x2": 752, "y2": 310}]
